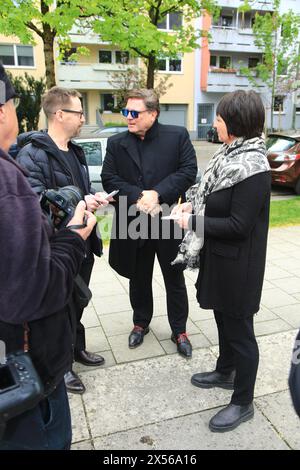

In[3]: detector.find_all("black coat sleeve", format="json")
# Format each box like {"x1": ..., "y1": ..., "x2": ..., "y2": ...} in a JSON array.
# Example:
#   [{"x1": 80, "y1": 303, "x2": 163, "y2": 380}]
[
  {"x1": 200, "y1": 172, "x2": 271, "y2": 240},
  {"x1": 0, "y1": 161, "x2": 86, "y2": 325},
  {"x1": 153, "y1": 128, "x2": 197, "y2": 205}
]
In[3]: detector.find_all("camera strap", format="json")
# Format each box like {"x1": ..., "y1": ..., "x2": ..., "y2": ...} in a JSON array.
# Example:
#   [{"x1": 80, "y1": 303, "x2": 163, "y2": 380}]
[{"x1": 23, "y1": 322, "x2": 30, "y2": 352}]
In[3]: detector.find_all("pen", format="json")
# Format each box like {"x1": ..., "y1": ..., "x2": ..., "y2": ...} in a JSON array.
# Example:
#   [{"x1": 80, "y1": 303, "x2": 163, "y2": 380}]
[{"x1": 177, "y1": 196, "x2": 182, "y2": 206}]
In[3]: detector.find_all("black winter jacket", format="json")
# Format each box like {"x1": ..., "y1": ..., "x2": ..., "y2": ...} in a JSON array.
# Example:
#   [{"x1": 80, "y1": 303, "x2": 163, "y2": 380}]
[
  {"x1": 16, "y1": 131, "x2": 102, "y2": 257},
  {"x1": 0, "y1": 149, "x2": 86, "y2": 393}
]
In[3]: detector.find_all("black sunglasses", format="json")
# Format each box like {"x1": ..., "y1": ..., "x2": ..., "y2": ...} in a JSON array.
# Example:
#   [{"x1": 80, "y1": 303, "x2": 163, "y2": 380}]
[{"x1": 121, "y1": 108, "x2": 148, "y2": 119}]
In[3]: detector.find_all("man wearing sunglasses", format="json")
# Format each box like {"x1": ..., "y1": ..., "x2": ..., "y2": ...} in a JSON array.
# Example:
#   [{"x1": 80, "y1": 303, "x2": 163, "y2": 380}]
[
  {"x1": 102, "y1": 89, "x2": 197, "y2": 358},
  {"x1": 16, "y1": 87, "x2": 108, "y2": 395}
]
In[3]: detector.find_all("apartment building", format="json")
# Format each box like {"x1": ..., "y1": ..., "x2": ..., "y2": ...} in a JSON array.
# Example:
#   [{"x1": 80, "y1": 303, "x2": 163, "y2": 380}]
[
  {"x1": 0, "y1": 34, "x2": 47, "y2": 127},
  {"x1": 56, "y1": 14, "x2": 196, "y2": 131},
  {"x1": 195, "y1": 0, "x2": 300, "y2": 138}
]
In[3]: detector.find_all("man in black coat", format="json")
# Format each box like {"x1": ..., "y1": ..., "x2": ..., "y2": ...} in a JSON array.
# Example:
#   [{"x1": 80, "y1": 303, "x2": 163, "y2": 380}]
[
  {"x1": 16, "y1": 87, "x2": 108, "y2": 394},
  {"x1": 0, "y1": 64, "x2": 96, "y2": 449},
  {"x1": 101, "y1": 89, "x2": 197, "y2": 357}
]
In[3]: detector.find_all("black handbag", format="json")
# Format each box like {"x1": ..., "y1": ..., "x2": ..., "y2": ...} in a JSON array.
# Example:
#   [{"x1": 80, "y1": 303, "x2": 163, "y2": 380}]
[{"x1": 288, "y1": 329, "x2": 300, "y2": 418}]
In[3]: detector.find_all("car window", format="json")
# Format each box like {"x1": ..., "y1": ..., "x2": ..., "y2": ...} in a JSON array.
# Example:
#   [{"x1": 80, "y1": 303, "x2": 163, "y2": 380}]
[
  {"x1": 79, "y1": 142, "x2": 102, "y2": 166},
  {"x1": 266, "y1": 136, "x2": 296, "y2": 152}
]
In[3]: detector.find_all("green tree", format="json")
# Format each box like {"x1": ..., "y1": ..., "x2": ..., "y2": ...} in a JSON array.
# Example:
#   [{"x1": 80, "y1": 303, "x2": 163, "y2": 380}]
[
  {"x1": 89, "y1": 0, "x2": 219, "y2": 89},
  {"x1": 0, "y1": 0, "x2": 94, "y2": 88},
  {"x1": 108, "y1": 66, "x2": 173, "y2": 109},
  {"x1": 8, "y1": 72, "x2": 46, "y2": 132},
  {"x1": 239, "y1": 0, "x2": 300, "y2": 131}
]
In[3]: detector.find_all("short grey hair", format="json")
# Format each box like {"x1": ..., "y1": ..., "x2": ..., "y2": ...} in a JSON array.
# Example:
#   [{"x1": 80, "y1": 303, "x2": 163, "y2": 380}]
[
  {"x1": 42, "y1": 86, "x2": 82, "y2": 118},
  {"x1": 125, "y1": 88, "x2": 160, "y2": 116}
]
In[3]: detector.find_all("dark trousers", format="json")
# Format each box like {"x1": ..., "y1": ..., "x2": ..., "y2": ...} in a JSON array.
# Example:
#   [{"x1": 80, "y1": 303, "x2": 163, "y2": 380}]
[
  {"x1": 74, "y1": 254, "x2": 94, "y2": 352},
  {"x1": 214, "y1": 310, "x2": 259, "y2": 406},
  {"x1": 129, "y1": 240, "x2": 188, "y2": 336},
  {"x1": 0, "y1": 380, "x2": 71, "y2": 450}
]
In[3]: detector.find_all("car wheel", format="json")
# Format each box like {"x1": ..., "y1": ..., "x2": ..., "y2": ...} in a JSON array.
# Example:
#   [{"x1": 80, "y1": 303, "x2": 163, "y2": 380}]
[{"x1": 295, "y1": 179, "x2": 300, "y2": 195}]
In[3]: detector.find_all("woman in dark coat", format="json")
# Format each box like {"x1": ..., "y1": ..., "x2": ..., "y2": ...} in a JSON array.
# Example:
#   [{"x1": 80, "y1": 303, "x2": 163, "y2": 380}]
[{"x1": 172, "y1": 90, "x2": 271, "y2": 432}]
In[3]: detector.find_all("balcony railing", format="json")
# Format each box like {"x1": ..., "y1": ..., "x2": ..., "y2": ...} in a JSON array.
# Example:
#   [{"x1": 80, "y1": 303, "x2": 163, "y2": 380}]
[
  {"x1": 205, "y1": 69, "x2": 267, "y2": 93},
  {"x1": 57, "y1": 62, "x2": 133, "y2": 90}
]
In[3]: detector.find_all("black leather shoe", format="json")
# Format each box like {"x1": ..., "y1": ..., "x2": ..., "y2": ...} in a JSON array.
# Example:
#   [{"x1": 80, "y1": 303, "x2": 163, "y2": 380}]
[
  {"x1": 171, "y1": 333, "x2": 192, "y2": 358},
  {"x1": 191, "y1": 370, "x2": 235, "y2": 390},
  {"x1": 128, "y1": 326, "x2": 150, "y2": 349},
  {"x1": 74, "y1": 350, "x2": 105, "y2": 366},
  {"x1": 64, "y1": 370, "x2": 86, "y2": 395},
  {"x1": 209, "y1": 403, "x2": 254, "y2": 433}
]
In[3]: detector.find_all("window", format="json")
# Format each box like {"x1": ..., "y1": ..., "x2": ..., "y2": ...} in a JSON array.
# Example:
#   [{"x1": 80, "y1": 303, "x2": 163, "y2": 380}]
[
  {"x1": 79, "y1": 142, "x2": 103, "y2": 166},
  {"x1": 219, "y1": 56, "x2": 231, "y2": 69},
  {"x1": 115, "y1": 51, "x2": 129, "y2": 64},
  {"x1": 273, "y1": 96, "x2": 285, "y2": 112},
  {"x1": 99, "y1": 50, "x2": 130, "y2": 65},
  {"x1": 0, "y1": 44, "x2": 34, "y2": 67},
  {"x1": 99, "y1": 50, "x2": 112, "y2": 63},
  {"x1": 17, "y1": 46, "x2": 34, "y2": 66},
  {"x1": 248, "y1": 57, "x2": 259, "y2": 68},
  {"x1": 221, "y1": 15, "x2": 233, "y2": 27},
  {"x1": 158, "y1": 57, "x2": 182, "y2": 73},
  {"x1": 101, "y1": 93, "x2": 115, "y2": 111},
  {"x1": 158, "y1": 12, "x2": 182, "y2": 30},
  {"x1": 210, "y1": 55, "x2": 217, "y2": 67}
]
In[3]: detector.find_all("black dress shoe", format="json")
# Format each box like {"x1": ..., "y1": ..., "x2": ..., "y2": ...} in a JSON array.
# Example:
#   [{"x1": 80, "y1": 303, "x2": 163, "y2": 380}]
[
  {"x1": 74, "y1": 350, "x2": 105, "y2": 366},
  {"x1": 171, "y1": 333, "x2": 192, "y2": 358},
  {"x1": 191, "y1": 370, "x2": 235, "y2": 390},
  {"x1": 128, "y1": 326, "x2": 149, "y2": 349},
  {"x1": 209, "y1": 403, "x2": 254, "y2": 433},
  {"x1": 64, "y1": 370, "x2": 86, "y2": 395}
]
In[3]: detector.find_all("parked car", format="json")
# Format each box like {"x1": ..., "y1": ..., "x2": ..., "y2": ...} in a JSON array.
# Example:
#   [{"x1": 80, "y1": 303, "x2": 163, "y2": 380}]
[
  {"x1": 92, "y1": 126, "x2": 128, "y2": 137},
  {"x1": 73, "y1": 136, "x2": 108, "y2": 192},
  {"x1": 266, "y1": 133, "x2": 300, "y2": 194},
  {"x1": 206, "y1": 126, "x2": 221, "y2": 143}
]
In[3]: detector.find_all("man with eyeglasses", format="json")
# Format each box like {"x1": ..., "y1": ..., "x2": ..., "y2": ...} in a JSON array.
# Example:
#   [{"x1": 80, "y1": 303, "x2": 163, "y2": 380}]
[
  {"x1": 0, "y1": 64, "x2": 97, "y2": 449},
  {"x1": 16, "y1": 87, "x2": 108, "y2": 395},
  {"x1": 102, "y1": 88, "x2": 197, "y2": 358}
]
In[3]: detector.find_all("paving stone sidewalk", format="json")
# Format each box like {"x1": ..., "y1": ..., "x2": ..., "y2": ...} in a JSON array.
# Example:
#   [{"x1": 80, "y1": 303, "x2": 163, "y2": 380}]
[{"x1": 71, "y1": 225, "x2": 300, "y2": 450}]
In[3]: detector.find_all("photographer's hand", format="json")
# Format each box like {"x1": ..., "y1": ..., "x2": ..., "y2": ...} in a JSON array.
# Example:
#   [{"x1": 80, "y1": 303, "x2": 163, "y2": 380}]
[{"x1": 67, "y1": 201, "x2": 96, "y2": 240}]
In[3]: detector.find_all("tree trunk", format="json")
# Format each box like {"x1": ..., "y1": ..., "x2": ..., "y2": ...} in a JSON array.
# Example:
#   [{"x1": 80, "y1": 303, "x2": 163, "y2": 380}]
[
  {"x1": 146, "y1": 56, "x2": 156, "y2": 89},
  {"x1": 42, "y1": 25, "x2": 56, "y2": 89}
]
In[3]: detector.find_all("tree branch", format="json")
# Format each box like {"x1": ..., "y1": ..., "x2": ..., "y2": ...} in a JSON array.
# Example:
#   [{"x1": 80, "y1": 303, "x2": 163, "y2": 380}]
[{"x1": 26, "y1": 21, "x2": 43, "y2": 39}]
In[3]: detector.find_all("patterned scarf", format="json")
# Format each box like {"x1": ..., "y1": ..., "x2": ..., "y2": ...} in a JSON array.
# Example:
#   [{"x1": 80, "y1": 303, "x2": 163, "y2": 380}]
[{"x1": 172, "y1": 137, "x2": 270, "y2": 269}]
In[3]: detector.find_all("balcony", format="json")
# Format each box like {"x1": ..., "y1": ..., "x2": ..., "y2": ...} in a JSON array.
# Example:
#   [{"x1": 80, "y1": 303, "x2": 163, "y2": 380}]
[
  {"x1": 216, "y1": 0, "x2": 274, "y2": 11},
  {"x1": 210, "y1": 27, "x2": 261, "y2": 53},
  {"x1": 206, "y1": 69, "x2": 267, "y2": 93},
  {"x1": 57, "y1": 62, "x2": 132, "y2": 90}
]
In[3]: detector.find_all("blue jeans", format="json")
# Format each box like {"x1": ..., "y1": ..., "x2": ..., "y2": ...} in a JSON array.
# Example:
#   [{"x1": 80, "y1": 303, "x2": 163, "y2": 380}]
[{"x1": 0, "y1": 380, "x2": 72, "y2": 450}]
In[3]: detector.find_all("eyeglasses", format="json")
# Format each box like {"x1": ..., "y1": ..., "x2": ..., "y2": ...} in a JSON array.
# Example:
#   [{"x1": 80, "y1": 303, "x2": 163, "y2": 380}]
[
  {"x1": 60, "y1": 109, "x2": 84, "y2": 118},
  {"x1": 121, "y1": 108, "x2": 148, "y2": 119}
]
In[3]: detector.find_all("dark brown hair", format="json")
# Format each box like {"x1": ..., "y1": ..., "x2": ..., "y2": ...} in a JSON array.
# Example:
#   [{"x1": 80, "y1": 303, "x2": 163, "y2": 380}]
[
  {"x1": 125, "y1": 88, "x2": 160, "y2": 116},
  {"x1": 42, "y1": 86, "x2": 82, "y2": 118},
  {"x1": 216, "y1": 90, "x2": 265, "y2": 139}
]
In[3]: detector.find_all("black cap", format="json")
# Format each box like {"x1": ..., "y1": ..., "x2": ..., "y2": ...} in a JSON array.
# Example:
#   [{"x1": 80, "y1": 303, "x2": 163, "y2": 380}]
[{"x1": 0, "y1": 62, "x2": 18, "y2": 105}]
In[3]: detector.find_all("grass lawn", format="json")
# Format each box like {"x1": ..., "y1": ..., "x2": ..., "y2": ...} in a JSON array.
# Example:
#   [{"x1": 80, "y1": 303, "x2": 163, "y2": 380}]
[{"x1": 270, "y1": 196, "x2": 300, "y2": 227}]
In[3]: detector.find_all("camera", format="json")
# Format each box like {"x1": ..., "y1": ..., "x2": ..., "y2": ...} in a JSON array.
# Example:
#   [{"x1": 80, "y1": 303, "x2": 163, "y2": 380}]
[
  {"x1": 40, "y1": 185, "x2": 84, "y2": 229},
  {"x1": 0, "y1": 351, "x2": 44, "y2": 423}
]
